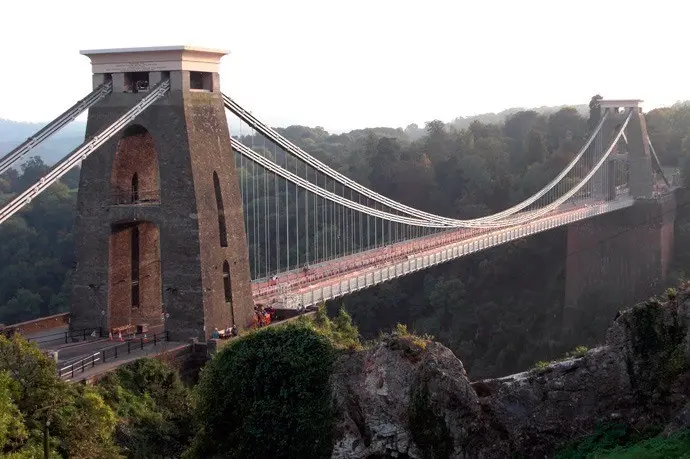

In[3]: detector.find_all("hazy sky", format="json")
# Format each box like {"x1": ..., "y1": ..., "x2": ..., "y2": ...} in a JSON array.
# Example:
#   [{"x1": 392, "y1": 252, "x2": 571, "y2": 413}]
[{"x1": 1, "y1": 0, "x2": 687, "y2": 132}]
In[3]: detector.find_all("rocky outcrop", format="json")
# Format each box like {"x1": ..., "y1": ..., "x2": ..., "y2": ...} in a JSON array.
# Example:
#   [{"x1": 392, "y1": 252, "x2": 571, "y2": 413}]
[{"x1": 331, "y1": 287, "x2": 690, "y2": 458}]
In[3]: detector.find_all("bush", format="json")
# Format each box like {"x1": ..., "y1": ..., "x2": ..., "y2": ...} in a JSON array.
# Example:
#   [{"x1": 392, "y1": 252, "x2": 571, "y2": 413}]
[
  {"x1": 566, "y1": 346, "x2": 589, "y2": 359},
  {"x1": 187, "y1": 323, "x2": 336, "y2": 459},
  {"x1": 396, "y1": 323, "x2": 410, "y2": 336},
  {"x1": 533, "y1": 361, "x2": 549, "y2": 371},
  {"x1": 303, "y1": 304, "x2": 361, "y2": 349},
  {"x1": 666, "y1": 288, "x2": 677, "y2": 301},
  {"x1": 97, "y1": 358, "x2": 194, "y2": 458}
]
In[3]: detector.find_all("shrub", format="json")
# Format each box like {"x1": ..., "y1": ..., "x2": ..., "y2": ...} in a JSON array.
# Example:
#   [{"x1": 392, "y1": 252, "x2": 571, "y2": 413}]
[
  {"x1": 566, "y1": 346, "x2": 589, "y2": 359},
  {"x1": 666, "y1": 288, "x2": 677, "y2": 301},
  {"x1": 97, "y1": 358, "x2": 194, "y2": 458},
  {"x1": 533, "y1": 361, "x2": 549, "y2": 371},
  {"x1": 187, "y1": 323, "x2": 336, "y2": 459}
]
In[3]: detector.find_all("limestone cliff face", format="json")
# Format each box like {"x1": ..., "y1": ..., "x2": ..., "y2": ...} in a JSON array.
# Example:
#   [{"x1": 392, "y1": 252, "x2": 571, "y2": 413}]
[{"x1": 330, "y1": 288, "x2": 690, "y2": 458}]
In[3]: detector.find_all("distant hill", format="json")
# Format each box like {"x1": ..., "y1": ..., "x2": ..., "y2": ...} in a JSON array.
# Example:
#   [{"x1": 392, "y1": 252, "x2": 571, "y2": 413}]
[
  {"x1": 0, "y1": 103, "x2": 589, "y2": 166},
  {"x1": 449, "y1": 104, "x2": 589, "y2": 131},
  {"x1": 0, "y1": 118, "x2": 86, "y2": 167}
]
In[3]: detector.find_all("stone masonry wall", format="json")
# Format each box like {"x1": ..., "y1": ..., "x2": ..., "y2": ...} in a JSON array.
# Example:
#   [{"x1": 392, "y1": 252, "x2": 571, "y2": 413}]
[
  {"x1": 564, "y1": 194, "x2": 677, "y2": 327},
  {"x1": 110, "y1": 131, "x2": 160, "y2": 202},
  {"x1": 71, "y1": 77, "x2": 255, "y2": 342}
]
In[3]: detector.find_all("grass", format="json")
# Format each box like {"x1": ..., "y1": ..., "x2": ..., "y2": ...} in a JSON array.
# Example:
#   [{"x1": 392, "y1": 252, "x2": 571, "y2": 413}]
[{"x1": 555, "y1": 422, "x2": 690, "y2": 459}]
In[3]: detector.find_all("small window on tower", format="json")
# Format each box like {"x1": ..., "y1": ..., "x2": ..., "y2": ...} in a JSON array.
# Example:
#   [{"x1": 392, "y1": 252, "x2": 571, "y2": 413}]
[
  {"x1": 124, "y1": 72, "x2": 150, "y2": 93},
  {"x1": 190, "y1": 71, "x2": 213, "y2": 91},
  {"x1": 131, "y1": 173, "x2": 139, "y2": 203},
  {"x1": 131, "y1": 227, "x2": 140, "y2": 309},
  {"x1": 222, "y1": 261, "x2": 232, "y2": 304}
]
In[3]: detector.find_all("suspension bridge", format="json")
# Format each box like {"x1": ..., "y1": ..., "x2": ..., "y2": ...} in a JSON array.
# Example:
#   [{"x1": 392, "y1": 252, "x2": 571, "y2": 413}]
[{"x1": 0, "y1": 47, "x2": 679, "y2": 376}]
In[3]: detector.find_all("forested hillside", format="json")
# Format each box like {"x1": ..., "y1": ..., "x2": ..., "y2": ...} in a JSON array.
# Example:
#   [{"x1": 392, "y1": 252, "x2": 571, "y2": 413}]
[
  {"x1": 2, "y1": 97, "x2": 690, "y2": 377},
  {"x1": 0, "y1": 118, "x2": 85, "y2": 166},
  {"x1": 0, "y1": 159, "x2": 80, "y2": 325}
]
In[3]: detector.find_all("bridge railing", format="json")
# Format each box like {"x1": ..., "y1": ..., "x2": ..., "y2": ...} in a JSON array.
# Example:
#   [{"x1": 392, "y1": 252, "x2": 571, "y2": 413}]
[
  {"x1": 27, "y1": 327, "x2": 103, "y2": 346},
  {"x1": 0, "y1": 312, "x2": 70, "y2": 337},
  {"x1": 253, "y1": 231, "x2": 466, "y2": 301},
  {"x1": 253, "y1": 198, "x2": 616, "y2": 305},
  {"x1": 57, "y1": 330, "x2": 169, "y2": 380},
  {"x1": 254, "y1": 224, "x2": 491, "y2": 300},
  {"x1": 58, "y1": 352, "x2": 102, "y2": 380}
]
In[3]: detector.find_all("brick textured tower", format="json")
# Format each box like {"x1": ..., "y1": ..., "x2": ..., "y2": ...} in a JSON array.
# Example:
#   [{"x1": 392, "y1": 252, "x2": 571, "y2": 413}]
[{"x1": 71, "y1": 46, "x2": 254, "y2": 341}]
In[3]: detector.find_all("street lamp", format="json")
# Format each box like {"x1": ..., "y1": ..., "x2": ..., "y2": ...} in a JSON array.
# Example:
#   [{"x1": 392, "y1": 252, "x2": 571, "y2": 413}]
[{"x1": 44, "y1": 419, "x2": 50, "y2": 459}]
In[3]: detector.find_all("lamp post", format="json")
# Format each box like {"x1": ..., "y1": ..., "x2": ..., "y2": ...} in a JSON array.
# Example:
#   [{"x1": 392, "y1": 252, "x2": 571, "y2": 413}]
[{"x1": 43, "y1": 419, "x2": 50, "y2": 459}]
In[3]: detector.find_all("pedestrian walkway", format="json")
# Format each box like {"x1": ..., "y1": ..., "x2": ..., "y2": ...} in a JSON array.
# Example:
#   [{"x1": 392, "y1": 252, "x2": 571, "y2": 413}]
[{"x1": 63, "y1": 341, "x2": 190, "y2": 382}]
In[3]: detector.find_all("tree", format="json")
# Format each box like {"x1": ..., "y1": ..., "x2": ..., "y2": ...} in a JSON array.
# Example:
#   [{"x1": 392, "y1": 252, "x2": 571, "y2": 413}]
[
  {"x1": 188, "y1": 324, "x2": 335, "y2": 459},
  {"x1": 547, "y1": 108, "x2": 587, "y2": 153},
  {"x1": 455, "y1": 154, "x2": 491, "y2": 204},
  {"x1": 404, "y1": 123, "x2": 425, "y2": 141},
  {"x1": 54, "y1": 386, "x2": 120, "y2": 459},
  {"x1": 504, "y1": 111, "x2": 547, "y2": 171},
  {"x1": 369, "y1": 137, "x2": 401, "y2": 195},
  {"x1": 18, "y1": 157, "x2": 49, "y2": 190},
  {"x1": 0, "y1": 335, "x2": 119, "y2": 458},
  {"x1": 0, "y1": 371, "x2": 27, "y2": 452},
  {"x1": 588, "y1": 94, "x2": 603, "y2": 132},
  {"x1": 0, "y1": 289, "x2": 42, "y2": 324},
  {"x1": 0, "y1": 168, "x2": 19, "y2": 193},
  {"x1": 59, "y1": 167, "x2": 81, "y2": 189},
  {"x1": 525, "y1": 129, "x2": 548, "y2": 165},
  {"x1": 427, "y1": 277, "x2": 467, "y2": 333},
  {"x1": 97, "y1": 358, "x2": 194, "y2": 459},
  {"x1": 425, "y1": 120, "x2": 450, "y2": 162}
]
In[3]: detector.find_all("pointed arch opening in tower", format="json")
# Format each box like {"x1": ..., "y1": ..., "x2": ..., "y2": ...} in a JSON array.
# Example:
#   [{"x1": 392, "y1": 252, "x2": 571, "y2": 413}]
[
  {"x1": 108, "y1": 221, "x2": 162, "y2": 329},
  {"x1": 213, "y1": 171, "x2": 228, "y2": 247},
  {"x1": 223, "y1": 260, "x2": 235, "y2": 325},
  {"x1": 110, "y1": 125, "x2": 160, "y2": 205}
]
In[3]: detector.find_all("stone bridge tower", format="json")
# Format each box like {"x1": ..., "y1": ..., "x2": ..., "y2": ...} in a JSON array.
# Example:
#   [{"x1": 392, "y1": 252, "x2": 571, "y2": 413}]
[
  {"x1": 71, "y1": 46, "x2": 254, "y2": 342},
  {"x1": 596, "y1": 99, "x2": 655, "y2": 199},
  {"x1": 565, "y1": 99, "x2": 676, "y2": 338}
]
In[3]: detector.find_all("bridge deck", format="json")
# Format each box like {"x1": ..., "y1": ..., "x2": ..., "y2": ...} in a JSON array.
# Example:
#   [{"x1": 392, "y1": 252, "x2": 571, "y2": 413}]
[{"x1": 252, "y1": 197, "x2": 635, "y2": 308}]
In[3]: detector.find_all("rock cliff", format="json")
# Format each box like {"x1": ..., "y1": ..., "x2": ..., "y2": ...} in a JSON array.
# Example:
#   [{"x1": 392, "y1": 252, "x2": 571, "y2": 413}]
[{"x1": 330, "y1": 287, "x2": 690, "y2": 458}]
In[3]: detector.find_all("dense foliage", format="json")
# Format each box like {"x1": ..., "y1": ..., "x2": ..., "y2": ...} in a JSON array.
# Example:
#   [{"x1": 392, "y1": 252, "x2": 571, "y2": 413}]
[
  {"x1": 0, "y1": 334, "x2": 120, "y2": 458},
  {"x1": 0, "y1": 333, "x2": 200, "y2": 458},
  {"x1": 0, "y1": 157, "x2": 79, "y2": 325},
  {"x1": 187, "y1": 307, "x2": 358, "y2": 459},
  {"x1": 96, "y1": 358, "x2": 194, "y2": 459}
]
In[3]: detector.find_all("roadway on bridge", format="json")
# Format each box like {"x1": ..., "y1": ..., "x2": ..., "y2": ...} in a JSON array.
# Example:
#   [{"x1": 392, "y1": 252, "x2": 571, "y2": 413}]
[
  {"x1": 252, "y1": 197, "x2": 635, "y2": 308},
  {"x1": 29, "y1": 325, "x2": 166, "y2": 366}
]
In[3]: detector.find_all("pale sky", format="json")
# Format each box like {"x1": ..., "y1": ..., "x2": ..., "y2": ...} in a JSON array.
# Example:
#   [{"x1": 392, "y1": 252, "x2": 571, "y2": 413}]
[{"x1": 0, "y1": 0, "x2": 687, "y2": 132}]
